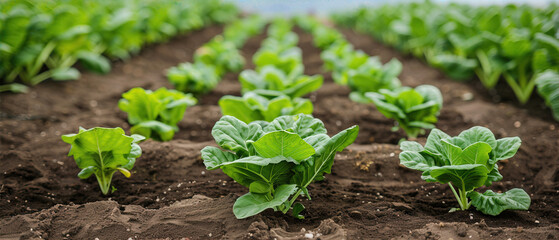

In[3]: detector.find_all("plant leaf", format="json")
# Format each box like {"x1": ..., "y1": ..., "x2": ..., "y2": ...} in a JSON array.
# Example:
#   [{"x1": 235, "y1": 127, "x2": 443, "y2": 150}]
[
  {"x1": 233, "y1": 184, "x2": 297, "y2": 219},
  {"x1": 469, "y1": 189, "x2": 531, "y2": 216},
  {"x1": 252, "y1": 131, "x2": 315, "y2": 161}
]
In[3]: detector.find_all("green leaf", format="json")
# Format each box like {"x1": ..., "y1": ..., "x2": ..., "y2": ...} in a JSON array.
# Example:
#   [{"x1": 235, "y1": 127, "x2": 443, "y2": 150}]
[
  {"x1": 535, "y1": 70, "x2": 559, "y2": 121},
  {"x1": 249, "y1": 181, "x2": 272, "y2": 194},
  {"x1": 233, "y1": 184, "x2": 297, "y2": 219},
  {"x1": 292, "y1": 125, "x2": 359, "y2": 186},
  {"x1": 201, "y1": 146, "x2": 238, "y2": 170},
  {"x1": 51, "y1": 67, "x2": 81, "y2": 81},
  {"x1": 457, "y1": 142, "x2": 492, "y2": 165},
  {"x1": 292, "y1": 202, "x2": 305, "y2": 219},
  {"x1": 0, "y1": 83, "x2": 29, "y2": 93},
  {"x1": 61, "y1": 127, "x2": 141, "y2": 195},
  {"x1": 493, "y1": 137, "x2": 521, "y2": 161},
  {"x1": 451, "y1": 126, "x2": 497, "y2": 150},
  {"x1": 131, "y1": 121, "x2": 175, "y2": 142},
  {"x1": 77, "y1": 51, "x2": 111, "y2": 74},
  {"x1": 211, "y1": 116, "x2": 263, "y2": 155},
  {"x1": 430, "y1": 164, "x2": 489, "y2": 191},
  {"x1": 252, "y1": 131, "x2": 315, "y2": 161},
  {"x1": 469, "y1": 189, "x2": 531, "y2": 216}
]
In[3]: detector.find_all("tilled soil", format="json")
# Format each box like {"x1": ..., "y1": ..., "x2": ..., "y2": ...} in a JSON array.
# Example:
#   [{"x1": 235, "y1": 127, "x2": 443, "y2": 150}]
[{"x1": 0, "y1": 24, "x2": 558, "y2": 240}]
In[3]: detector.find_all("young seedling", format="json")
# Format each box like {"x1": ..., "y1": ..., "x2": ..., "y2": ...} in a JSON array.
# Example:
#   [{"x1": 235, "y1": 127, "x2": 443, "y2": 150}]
[
  {"x1": 119, "y1": 87, "x2": 197, "y2": 141},
  {"x1": 357, "y1": 85, "x2": 443, "y2": 138},
  {"x1": 194, "y1": 37, "x2": 245, "y2": 76},
  {"x1": 239, "y1": 66, "x2": 323, "y2": 99},
  {"x1": 166, "y1": 62, "x2": 220, "y2": 95},
  {"x1": 344, "y1": 57, "x2": 402, "y2": 96},
  {"x1": 219, "y1": 90, "x2": 313, "y2": 123},
  {"x1": 399, "y1": 127, "x2": 530, "y2": 215},
  {"x1": 62, "y1": 127, "x2": 144, "y2": 195},
  {"x1": 201, "y1": 114, "x2": 359, "y2": 219}
]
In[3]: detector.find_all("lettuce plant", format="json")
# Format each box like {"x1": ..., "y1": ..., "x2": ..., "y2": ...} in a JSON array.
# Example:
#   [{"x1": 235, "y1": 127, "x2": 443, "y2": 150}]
[
  {"x1": 202, "y1": 114, "x2": 359, "y2": 219},
  {"x1": 344, "y1": 57, "x2": 402, "y2": 95},
  {"x1": 253, "y1": 47, "x2": 304, "y2": 81},
  {"x1": 219, "y1": 90, "x2": 313, "y2": 123},
  {"x1": 194, "y1": 37, "x2": 245, "y2": 76},
  {"x1": 535, "y1": 70, "x2": 559, "y2": 121},
  {"x1": 62, "y1": 127, "x2": 144, "y2": 195},
  {"x1": 223, "y1": 15, "x2": 265, "y2": 48},
  {"x1": 239, "y1": 66, "x2": 323, "y2": 98},
  {"x1": 166, "y1": 62, "x2": 219, "y2": 95},
  {"x1": 119, "y1": 87, "x2": 197, "y2": 141},
  {"x1": 399, "y1": 127, "x2": 530, "y2": 215},
  {"x1": 357, "y1": 85, "x2": 443, "y2": 138}
]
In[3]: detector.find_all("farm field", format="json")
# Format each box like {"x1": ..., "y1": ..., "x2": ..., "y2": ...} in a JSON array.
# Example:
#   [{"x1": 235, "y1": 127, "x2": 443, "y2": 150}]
[{"x1": 1, "y1": 20, "x2": 558, "y2": 239}]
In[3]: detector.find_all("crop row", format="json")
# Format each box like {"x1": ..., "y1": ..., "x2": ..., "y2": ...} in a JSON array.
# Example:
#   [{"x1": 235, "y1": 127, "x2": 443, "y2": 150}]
[
  {"x1": 333, "y1": 2, "x2": 559, "y2": 121},
  {"x1": 61, "y1": 17, "x2": 530, "y2": 220},
  {"x1": 0, "y1": 0, "x2": 237, "y2": 93}
]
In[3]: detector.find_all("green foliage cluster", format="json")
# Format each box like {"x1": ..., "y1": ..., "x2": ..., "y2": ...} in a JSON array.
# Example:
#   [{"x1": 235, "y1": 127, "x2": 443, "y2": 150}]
[
  {"x1": 297, "y1": 16, "x2": 440, "y2": 138},
  {"x1": 399, "y1": 127, "x2": 530, "y2": 215},
  {"x1": 119, "y1": 87, "x2": 197, "y2": 141},
  {"x1": 202, "y1": 114, "x2": 359, "y2": 219},
  {"x1": 0, "y1": 0, "x2": 237, "y2": 92},
  {"x1": 357, "y1": 85, "x2": 443, "y2": 138},
  {"x1": 166, "y1": 15, "x2": 265, "y2": 95},
  {"x1": 220, "y1": 18, "x2": 323, "y2": 123},
  {"x1": 333, "y1": 2, "x2": 559, "y2": 119},
  {"x1": 219, "y1": 90, "x2": 313, "y2": 124},
  {"x1": 62, "y1": 127, "x2": 145, "y2": 195}
]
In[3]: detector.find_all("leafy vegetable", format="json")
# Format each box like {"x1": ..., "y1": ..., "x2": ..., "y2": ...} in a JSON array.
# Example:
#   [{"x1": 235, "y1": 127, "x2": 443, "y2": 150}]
[
  {"x1": 535, "y1": 70, "x2": 559, "y2": 121},
  {"x1": 194, "y1": 36, "x2": 245, "y2": 76},
  {"x1": 118, "y1": 87, "x2": 197, "y2": 141},
  {"x1": 399, "y1": 127, "x2": 530, "y2": 215},
  {"x1": 62, "y1": 127, "x2": 145, "y2": 195},
  {"x1": 166, "y1": 62, "x2": 220, "y2": 95},
  {"x1": 358, "y1": 85, "x2": 443, "y2": 138},
  {"x1": 239, "y1": 66, "x2": 323, "y2": 98},
  {"x1": 219, "y1": 90, "x2": 313, "y2": 123},
  {"x1": 253, "y1": 47, "x2": 304, "y2": 81},
  {"x1": 344, "y1": 57, "x2": 402, "y2": 96},
  {"x1": 0, "y1": 0, "x2": 238, "y2": 91},
  {"x1": 202, "y1": 114, "x2": 359, "y2": 219},
  {"x1": 333, "y1": 2, "x2": 559, "y2": 118}
]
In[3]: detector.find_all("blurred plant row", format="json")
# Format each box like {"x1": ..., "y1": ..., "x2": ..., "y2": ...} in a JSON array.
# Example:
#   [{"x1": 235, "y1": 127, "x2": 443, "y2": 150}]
[
  {"x1": 296, "y1": 16, "x2": 442, "y2": 138},
  {"x1": 166, "y1": 15, "x2": 265, "y2": 95},
  {"x1": 0, "y1": 0, "x2": 238, "y2": 92},
  {"x1": 333, "y1": 2, "x2": 559, "y2": 121}
]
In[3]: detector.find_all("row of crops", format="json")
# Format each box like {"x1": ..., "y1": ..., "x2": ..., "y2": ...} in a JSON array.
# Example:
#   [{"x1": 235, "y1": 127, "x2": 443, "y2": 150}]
[
  {"x1": 61, "y1": 15, "x2": 531, "y2": 220},
  {"x1": 0, "y1": 0, "x2": 237, "y2": 92},
  {"x1": 333, "y1": 2, "x2": 559, "y2": 121}
]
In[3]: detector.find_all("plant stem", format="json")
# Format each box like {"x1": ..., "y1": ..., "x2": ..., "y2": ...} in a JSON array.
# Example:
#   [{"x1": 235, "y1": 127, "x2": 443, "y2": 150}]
[
  {"x1": 448, "y1": 182, "x2": 465, "y2": 210},
  {"x1": 97, "y1": 170, "x2": 115, "y2": 195}
]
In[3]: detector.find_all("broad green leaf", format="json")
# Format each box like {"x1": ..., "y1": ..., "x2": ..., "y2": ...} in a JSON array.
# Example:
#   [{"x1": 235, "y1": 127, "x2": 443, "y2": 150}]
[
  {"x1": 62, "y1": 127, "x2": 141, "y2": 195},
  {"x1": 219, "y1": 96, "x2": 262, "y2": 124},
  {"x1": 131, "y1": 120, "x2": 175, "y2": 142},
  {"x1": 77, "y1": 51, "x2": 111, "y2": 74},
  {"x1": 201, "y1": 146, "x2": 238, "y2": 170},
  {"x1": 493, "y1": 137, "x2": 521, "y2": 162},
  {"x1": 233, "y1": 184, "x2": 297, "y2": 219},
  {"x1": 253, "y1": 131, "x2": 315, "y2": 161},
  {"x1": 211, "y1": 116, "x2": 263, "y2": 154},
  {"x1": 424, "y1": 129, "x2": 451, "y2": 155},
  {"x1": 430, "y1": 164, "x2": 489, "y2": 191},
  {"x1": 458, "y1": 142, "x2": 492, "y2": 165},
  {"x1": 399, "y1": 151, "x2": 436, "y2": 172},
  {"x1": 469, "y1": 189, "x2": 531, "y2": 216},
  {"x1": 51, "y1": 67, "x2": 81, "y2": 81},
  {"x1": 451, "y1": 126, "x2": 497, "y2": 150}
]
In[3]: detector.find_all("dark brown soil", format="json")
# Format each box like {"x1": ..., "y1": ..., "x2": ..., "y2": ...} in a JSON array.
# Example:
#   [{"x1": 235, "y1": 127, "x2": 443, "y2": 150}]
[{"x1": 1, "y1": 24, "x2": 558, "y2": 240}]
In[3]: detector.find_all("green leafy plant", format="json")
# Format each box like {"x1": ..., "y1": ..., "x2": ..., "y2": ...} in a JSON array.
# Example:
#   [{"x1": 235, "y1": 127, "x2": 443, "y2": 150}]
[
  {"x1": 239, "y1": 66, "x2": 323, "y2": 98},
  {"x1": 535, "y1": 70, "x2": 559, "y2": 121},
  {"x1": 118, "y1": 87, "x2": 197, "y2": 141},
  {"x1": 201, "y1": 114, "x2": 359, "y2": 219},
  {"x1": 62, "y1": 127, "x2": 144, "y2": 195},
  {"x1": 166, "y1": 62, "x2": 220, "y2": 95},
  {"x1": 253, "y1": 47, "x2": 304, "y2": 80},
  {"x1": 219, "y1": 90, "x2": 313, "y2": 123},
  {"x1": 194, "y1": 37, "x2": 245, "y2": 76},
  {"x1": 0, "y1": 0, "x2": 237, "y2": 92},
  {"x1": 356, "y1": 85, "x2": 443, "y2": 138},
  {"x1": 399, "y1": 127, "x2": 530, "y2": 215},
  {"x1": 344, "y1": 57, "x2": 402, "y2": 96}
]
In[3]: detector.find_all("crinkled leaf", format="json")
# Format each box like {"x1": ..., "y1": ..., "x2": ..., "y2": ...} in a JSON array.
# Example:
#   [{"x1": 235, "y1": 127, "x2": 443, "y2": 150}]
[
  {"x1": 430, "y1": 164, "x2": 489, "y2": 191},
  {"x1": 252, "y1": 131, "x2": 315, "y2": 161},
  {"x1": 469, "y1": 189, "x2": 531, "y2": 216},
  {"x1": 233, "y1": 184, "x2": 297, "y2": 219}
]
